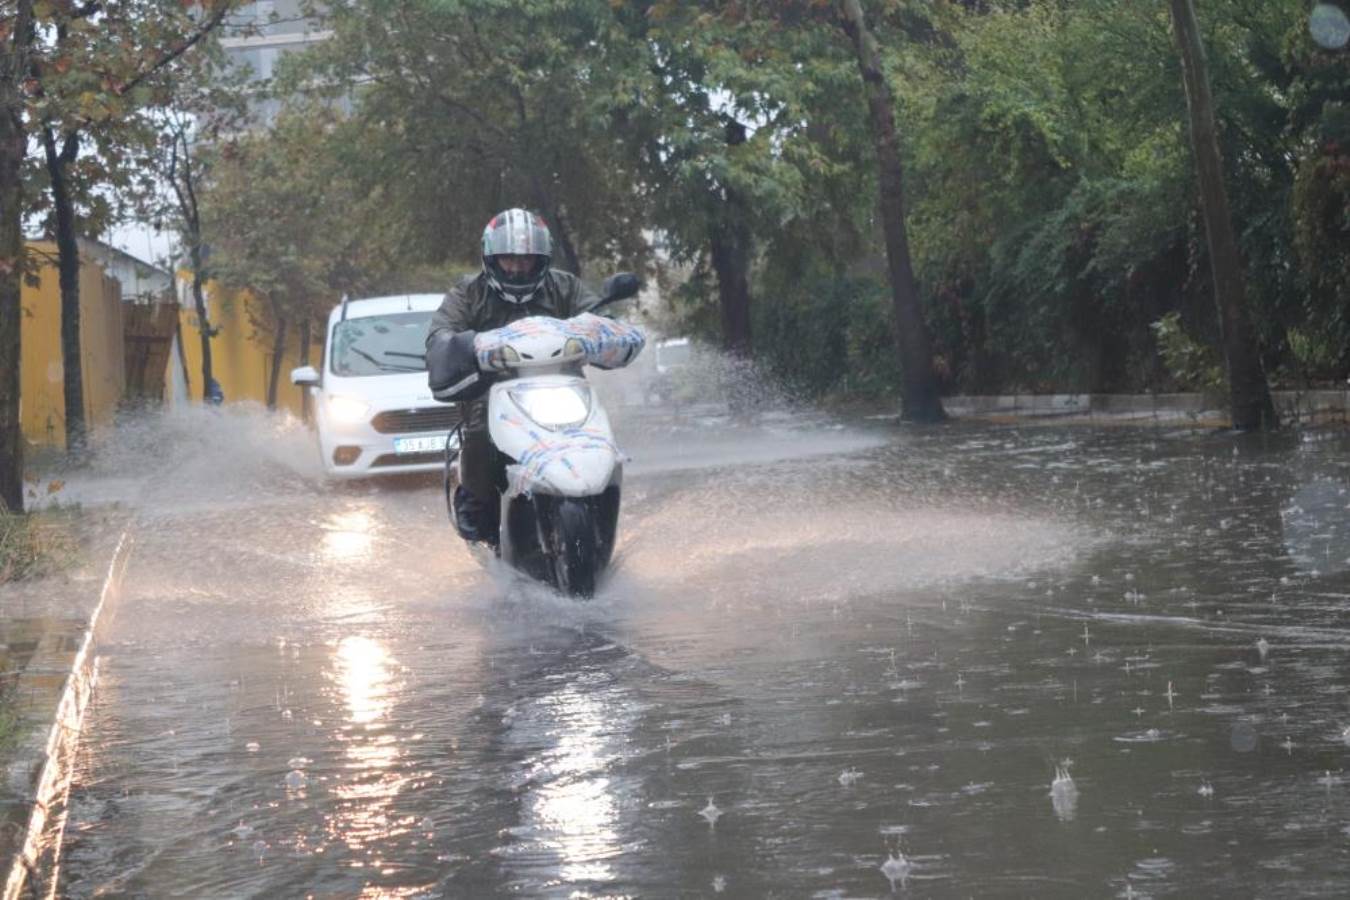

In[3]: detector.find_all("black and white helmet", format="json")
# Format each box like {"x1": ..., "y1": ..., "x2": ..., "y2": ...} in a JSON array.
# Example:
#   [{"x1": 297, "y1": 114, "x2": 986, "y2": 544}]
[{"x1": 481, "y1": 208, "x2": 552, "y2": 304}]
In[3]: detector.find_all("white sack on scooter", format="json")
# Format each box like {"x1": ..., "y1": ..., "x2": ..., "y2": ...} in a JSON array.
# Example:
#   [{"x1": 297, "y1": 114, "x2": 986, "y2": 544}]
[{"x1": 473, "y1": 314, "x2": 646, "y2": 371}]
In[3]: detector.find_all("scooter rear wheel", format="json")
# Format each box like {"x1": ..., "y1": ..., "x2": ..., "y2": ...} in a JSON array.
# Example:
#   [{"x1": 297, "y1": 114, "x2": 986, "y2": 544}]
[{"x1": 551, "y1": 498, "x2": 598, "y2": 598}]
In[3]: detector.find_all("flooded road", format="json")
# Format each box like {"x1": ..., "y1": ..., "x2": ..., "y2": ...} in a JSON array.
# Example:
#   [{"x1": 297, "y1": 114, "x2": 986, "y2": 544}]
[{"x1": 57, "y1": 408, "x2": 1350, "y2": 897}]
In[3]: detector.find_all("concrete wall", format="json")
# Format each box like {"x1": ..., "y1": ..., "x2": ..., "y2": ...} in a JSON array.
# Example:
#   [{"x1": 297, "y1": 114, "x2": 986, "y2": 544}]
[
  {"x1": 19, "y1": 242, "x2": 126, "y2": 449},
  {"x1": 173, "y1": 280, "x2": 320, "y2": 418}
]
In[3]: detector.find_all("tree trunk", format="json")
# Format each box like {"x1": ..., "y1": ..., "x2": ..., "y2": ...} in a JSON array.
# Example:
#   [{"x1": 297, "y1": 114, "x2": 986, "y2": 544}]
[
  {"x1": 547, "y1": 205, "x2": 582, "y2": 278},
  {"x1": 1168, "y1": 0, "x2": 1277, "y2": 430},
  {"x1": 0, "y1": 0, "x2": 34, "y2": 511},
  {"x1": 189, "y1": 247, "x2": 215, "y2": 401},
  {"x1": 266, "y1": 302, "x2": 288, "y2": 410},
  {"x1": 709, "y1": 219, "x2": 752, "y2": 358},
  {"x1": 173, "y1": 310, "x2": 191, "y2": 398},
  {"x1": 43, "y1": 126, "x2": 87, "y2": 453},
  {"x1": 169, "y1": 128, "x2": 216, "y2": 401},
  {"x1": 531, "y1": 183, "x2": 582, "y2": 277},
  {"x1": 710, "y1": 119, "x2": 753, "y2": 359},
  {"x1": 838, "y1": 0, "x2": 946, "y2": 423},
  {"x1": 298, "y1": 317, "x2": 311, "y2": 422}
]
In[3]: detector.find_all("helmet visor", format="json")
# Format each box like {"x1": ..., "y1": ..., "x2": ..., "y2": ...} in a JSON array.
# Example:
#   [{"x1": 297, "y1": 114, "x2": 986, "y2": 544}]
[{"x1": 488, "y1": 254, "x2": 549, "y2": 289}]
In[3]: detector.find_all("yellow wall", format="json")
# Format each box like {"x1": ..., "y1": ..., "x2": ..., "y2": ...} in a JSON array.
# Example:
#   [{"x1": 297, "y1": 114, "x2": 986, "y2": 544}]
[
  {"x1": 175, "y1": 280, "x2": 320, "y2": 418},
  {"x1": 19, "y1": 241, "x2": 126, "y2": 449}
]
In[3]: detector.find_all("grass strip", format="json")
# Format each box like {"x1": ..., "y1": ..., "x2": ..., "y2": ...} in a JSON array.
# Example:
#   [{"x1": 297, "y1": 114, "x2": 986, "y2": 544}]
[{"x1": 0, "y1": 511, "x2": 78, "y2": 585}]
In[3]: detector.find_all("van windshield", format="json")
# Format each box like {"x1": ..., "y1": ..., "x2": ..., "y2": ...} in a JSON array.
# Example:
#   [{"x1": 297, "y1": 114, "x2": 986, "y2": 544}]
[
  {"x1": 330, "y1": 312, "x2": 432, "y2": 377},
  {"x1": 656, "y1": 341, "x2": 691, "y2": 368}
]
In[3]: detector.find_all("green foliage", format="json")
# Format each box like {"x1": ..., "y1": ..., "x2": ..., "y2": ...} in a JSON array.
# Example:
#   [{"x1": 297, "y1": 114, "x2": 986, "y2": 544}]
[
  {"x1": 19, "y1": 1, "x2": 237, "y2": 242},
  {"x1": 1285, "y1": 325, "x2": 1342, "y2": 385},
  {"x1": 753, "y1": 254, "x2": 901, "y2": 401},
  {"x1": 285, "y1": 0, "x2": 650, "y2": 274},
  {"x1": 201, "y1": 104, "x2": 421, "y2": 338},
  {"x1": 1150, "y1": 312, "x2": 1225, "y2": 396},
  {"x1": 114, "y1": 0, "x2": 1350, "y2": 406}
]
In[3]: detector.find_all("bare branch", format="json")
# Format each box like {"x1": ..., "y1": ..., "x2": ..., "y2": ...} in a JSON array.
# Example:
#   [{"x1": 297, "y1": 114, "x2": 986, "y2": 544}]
[{"x1": 114, "y1": 0, "x2": 234, "y2": 99}]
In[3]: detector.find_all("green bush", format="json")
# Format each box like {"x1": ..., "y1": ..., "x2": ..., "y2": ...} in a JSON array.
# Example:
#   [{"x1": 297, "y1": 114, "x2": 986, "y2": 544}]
[
  {"x1": 753, "y1": 267, "x2": 902, "y2": 401},
  {"x1": 1150, "y1": 312, "x2": 1226, "y2": 399}
]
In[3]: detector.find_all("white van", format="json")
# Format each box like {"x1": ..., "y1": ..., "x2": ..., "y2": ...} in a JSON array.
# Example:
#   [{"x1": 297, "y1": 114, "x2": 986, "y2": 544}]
[
  {"x1": 291, "y1": 294, "x2": 458, "y2": 478},
  {"x1": 647, "y1": 336, "x2": 692, "y2": 404}
]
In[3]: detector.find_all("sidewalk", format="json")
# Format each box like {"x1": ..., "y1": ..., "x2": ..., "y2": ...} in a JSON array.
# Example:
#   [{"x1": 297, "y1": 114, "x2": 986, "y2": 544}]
[
  {"x1": 0, "y1": 512, "x2": 132, "y2": 900},
  {"x1": 942, "y1": 389, "x2": 1350, "y2": 425}
]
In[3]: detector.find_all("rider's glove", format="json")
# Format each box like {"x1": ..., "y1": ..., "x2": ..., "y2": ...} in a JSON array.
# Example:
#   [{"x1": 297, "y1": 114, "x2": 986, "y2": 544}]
[{"x1": 428, "y1": 330, "x2": 492, "y2": 402}]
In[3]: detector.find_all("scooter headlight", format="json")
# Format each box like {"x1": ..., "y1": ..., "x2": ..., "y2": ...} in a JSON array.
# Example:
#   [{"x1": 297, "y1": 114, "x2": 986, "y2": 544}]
[
  {"x1": 510, "y1": 384, "x2": 592, "y2": 430},
  {"x1": 327, "y1": 395, "x2": 371, "y2": 424}
]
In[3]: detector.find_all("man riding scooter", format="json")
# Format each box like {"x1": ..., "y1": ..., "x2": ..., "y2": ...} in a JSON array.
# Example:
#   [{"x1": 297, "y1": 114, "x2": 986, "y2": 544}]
[{"x1": 425, "y1": 209, "x2": 600, "y2": 546}]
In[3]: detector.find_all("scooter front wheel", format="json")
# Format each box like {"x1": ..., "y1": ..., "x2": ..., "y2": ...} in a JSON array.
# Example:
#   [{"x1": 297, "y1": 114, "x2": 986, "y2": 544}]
[{"x1": 550, "y1": 498, "x2": 598, "y2": 598}]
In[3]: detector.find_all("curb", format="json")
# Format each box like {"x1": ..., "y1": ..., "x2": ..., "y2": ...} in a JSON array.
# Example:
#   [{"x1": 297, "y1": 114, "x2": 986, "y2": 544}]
[{"x1": 2, "y1": 528, "x2": 132, "y2": 900}]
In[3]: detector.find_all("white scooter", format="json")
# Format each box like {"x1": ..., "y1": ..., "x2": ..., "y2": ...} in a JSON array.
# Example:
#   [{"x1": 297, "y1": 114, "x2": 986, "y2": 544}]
[{"x1": 443, "y1": 274, "x2": 645, "y2": 596}]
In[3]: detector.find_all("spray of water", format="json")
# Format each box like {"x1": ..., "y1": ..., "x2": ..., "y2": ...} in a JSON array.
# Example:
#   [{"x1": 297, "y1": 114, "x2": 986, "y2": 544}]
[{"x1": 37, "y1": 403, "x2": 324, "y2": 512}]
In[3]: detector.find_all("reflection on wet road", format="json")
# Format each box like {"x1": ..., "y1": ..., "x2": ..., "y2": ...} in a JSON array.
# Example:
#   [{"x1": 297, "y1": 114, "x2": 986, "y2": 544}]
[{"x1": 58, "y1": 410, "x2": 1350, "y2": 897}]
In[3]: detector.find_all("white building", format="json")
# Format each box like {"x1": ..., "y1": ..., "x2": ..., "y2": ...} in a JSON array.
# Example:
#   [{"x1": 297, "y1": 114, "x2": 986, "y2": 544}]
[{"x1": 220, "y1": 1, "x2": 332, "y2": 125}]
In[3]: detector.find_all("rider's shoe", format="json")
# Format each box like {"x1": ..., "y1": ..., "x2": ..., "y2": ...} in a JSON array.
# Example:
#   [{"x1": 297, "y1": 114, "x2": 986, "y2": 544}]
[{"x1": 453, "y1": 485, "x2": 500, "y2": 546}]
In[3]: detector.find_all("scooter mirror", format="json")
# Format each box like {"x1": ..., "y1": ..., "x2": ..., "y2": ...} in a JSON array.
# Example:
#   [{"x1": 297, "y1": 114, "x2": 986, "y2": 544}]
[{"x1": 600, "y1": 272, "x2": 641, "y2": 305}]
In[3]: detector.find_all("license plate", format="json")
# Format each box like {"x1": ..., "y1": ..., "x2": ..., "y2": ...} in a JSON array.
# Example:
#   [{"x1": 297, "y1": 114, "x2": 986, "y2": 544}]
[{"x1": 394, "y1": 434, "x2": 449, "y2": 454}]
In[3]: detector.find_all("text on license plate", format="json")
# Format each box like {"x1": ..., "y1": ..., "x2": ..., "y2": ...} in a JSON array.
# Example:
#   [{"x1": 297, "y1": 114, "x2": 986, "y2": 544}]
[{"x1": 393, "y1": 434, "x2": 449, "y2": 454}]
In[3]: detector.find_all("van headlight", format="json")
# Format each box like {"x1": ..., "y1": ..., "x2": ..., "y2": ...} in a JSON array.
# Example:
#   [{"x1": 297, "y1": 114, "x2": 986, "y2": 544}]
[
  {"x1": 328, "y1": 395, "x2": 371, "y2": 424},
  {"x1": 509, "y1": 384, "x2": 591, "y2": 430}
]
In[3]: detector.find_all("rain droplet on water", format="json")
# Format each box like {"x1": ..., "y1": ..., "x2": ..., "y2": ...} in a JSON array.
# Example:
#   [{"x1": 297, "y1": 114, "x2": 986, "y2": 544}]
[
  {"x1": 699, "y1": 797, "x2": 722, "y2": 827},
  {"x1": 1050, "y1": 765, "x2": 1079, "y2": 822},
  {"x1": 284, "y1": 770, "x2": 308, "y2": 790},
  {"x1": 1311, "y1": 2, "x2": 1350, "y2": 49},
  {"x1": 839, "y1": 767, "x2": 863, "y2": 787},
  {"x1": 880, "y1": 851, "x2": 910, "y2": 891}
]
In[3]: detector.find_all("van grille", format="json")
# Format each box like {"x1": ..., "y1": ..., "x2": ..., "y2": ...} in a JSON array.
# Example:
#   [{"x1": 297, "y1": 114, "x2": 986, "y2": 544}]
[
  {"x1": 371, "y1": 451, "x2": 443, "y2": 468},
  {"x1": 371, "y1": 407, "x2": 459, "y2": 434}
]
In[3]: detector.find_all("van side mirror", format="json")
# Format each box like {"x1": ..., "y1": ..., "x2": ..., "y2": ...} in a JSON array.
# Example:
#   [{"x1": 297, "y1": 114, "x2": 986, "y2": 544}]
[
  {"x1": 600, "y1": 272, "x2": 641, "y2": 305},
  {"x1": 291, "y1": 365, "x2": 320, "y2": 387}
]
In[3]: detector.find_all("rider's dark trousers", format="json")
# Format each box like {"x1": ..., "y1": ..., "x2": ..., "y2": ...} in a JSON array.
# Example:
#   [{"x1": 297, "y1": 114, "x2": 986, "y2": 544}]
[{"x1": 458, "y1": 399, "x2": 500, "y2": 504}]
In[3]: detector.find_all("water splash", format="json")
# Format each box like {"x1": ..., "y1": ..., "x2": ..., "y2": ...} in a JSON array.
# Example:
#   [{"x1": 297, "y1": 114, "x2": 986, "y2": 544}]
[
  {"x1": 699, "y1": 797, "x2": 722, "y2": 827},
  {"x1": 880, "y1": 851, "x2": 910, "y2": 891},
  {"x1": 1051, "y1": 765, "x2": 1079, "y2": 822}
]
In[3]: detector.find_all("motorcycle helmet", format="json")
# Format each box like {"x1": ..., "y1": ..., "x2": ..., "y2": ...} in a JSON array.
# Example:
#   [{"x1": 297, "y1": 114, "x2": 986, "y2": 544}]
[{"x1": 482, "y1": 208, "x2": 552, "y2": 304}]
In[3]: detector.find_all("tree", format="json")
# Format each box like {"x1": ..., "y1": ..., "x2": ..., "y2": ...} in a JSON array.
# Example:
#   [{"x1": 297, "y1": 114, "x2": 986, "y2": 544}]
[
  {"x1": 33, "y1": 1, "x2": 233, "y2": 451},
  {"x1": 1168, "y1": 0, "x2": 1277, "y2": 429},
  {"x1": 837, "y1": 0, "x2": 945, "y2": 422},
  {"x1": 2, "y1": 0, "x2": 235, "y2": 498},
  {"x1": 147, "y1": 66, "x2": 252, "y2": 404},
  {"x1": 0, "y1": 0, "x2": 35, "y2": 511},
  {"x1": 200, "y1": 105, "x2": 414, "y2": 408},
  {"x1": 292, "y1": 0, "x2": 650, "y2": 277}
]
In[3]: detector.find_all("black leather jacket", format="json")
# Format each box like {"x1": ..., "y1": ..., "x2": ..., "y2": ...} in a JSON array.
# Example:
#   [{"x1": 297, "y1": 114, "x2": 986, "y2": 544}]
[
  {"x1": 427, "y1": 269, "x2": 600, "y2": 342},
  {"x1": 425, "y1": 269, "x2": 600, "y2": 408}
]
